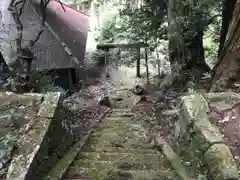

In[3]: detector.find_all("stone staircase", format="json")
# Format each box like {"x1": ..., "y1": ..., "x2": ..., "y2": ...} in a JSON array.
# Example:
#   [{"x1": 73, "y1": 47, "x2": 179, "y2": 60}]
[{"x1": 63, "y1": 98, "x2": 179, "y2": 180}]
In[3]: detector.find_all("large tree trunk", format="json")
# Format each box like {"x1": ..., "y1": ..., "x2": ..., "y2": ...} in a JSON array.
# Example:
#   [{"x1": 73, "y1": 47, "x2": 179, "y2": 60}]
[
  {"x1": 210, "y1": 0, "x2": 237, "y2": 87},
  {"x1": 218, "y1": 0, "x2": 237, "y2": 57},
  {"x1": 168, "y1": 0, "x2": 210, "y2": 71},
  {"x1": 210, "y1": 0, "x2": 240, "y2": 92},
  {"x1": 157, "y1": 0, "x2": 210, "y2": 98}
]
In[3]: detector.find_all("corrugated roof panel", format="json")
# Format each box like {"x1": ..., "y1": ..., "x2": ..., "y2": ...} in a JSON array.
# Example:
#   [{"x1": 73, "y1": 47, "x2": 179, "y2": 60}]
[{"x1": 20, "y1": 1, "x2": 77, "y2": 70}]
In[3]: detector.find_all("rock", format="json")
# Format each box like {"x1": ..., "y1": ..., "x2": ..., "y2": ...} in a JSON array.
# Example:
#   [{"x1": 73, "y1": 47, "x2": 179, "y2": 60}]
[
  {"x1": 192, "y1": 117, "x2": 224, "y2": 152},
  {"x1": 204, "y1": 144, "x2": 239, "y2": 180},
  {"x1": 155, "y1": 136, "x2": 195, "y2": 180},
  {"x1": 135, "y1": 95, "x2": 147, "y2": 104},
  {"x1": 181, "y1": 94, "x2": 209, "y2": 122},
  {"x1": 106, "y1": 73, "x2": 110, "y2": 78},
  {"x1": 98, "y1": 96, "x2": 113, "y2": 107},
  {"x1": 177, "y1": 93, "x2": 239, "y2": 180},
  {"x1": 162, "y1": 109, "x2": 179, "y2": 116},
  {"x1": 38, "y1": 92, "x2": 62, "y2": 118},
  {"x1": 111, "y1": 96, "x2": 123, "y2": 101},
  {"x1": 131, "y1": 85, "x2": 146, "y2": 95},
  {"x1": 177, "y1": 94, "x2": 211, "y2": 146}
]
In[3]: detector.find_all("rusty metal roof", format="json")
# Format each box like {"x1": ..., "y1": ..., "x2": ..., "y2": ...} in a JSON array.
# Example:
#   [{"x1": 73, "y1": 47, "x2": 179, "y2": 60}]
[
  {"x1": 30, "y1": 0, "x2": 89, "y2": 70},
  {"x1": 0, "y1": 0, "x2": 89, "y2": 70}
]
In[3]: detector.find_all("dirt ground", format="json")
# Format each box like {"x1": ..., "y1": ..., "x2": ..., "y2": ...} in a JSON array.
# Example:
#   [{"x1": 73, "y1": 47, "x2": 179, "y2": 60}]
[
  {"x1": 208, "y1": 104, "x2": 240, "y2": 166},
  {"x1": 131, "y1": 85, "x2": 181, "y2": 147}
]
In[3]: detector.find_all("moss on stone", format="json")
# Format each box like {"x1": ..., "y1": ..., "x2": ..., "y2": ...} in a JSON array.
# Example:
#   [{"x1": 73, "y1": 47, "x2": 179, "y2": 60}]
[
  {"x1": 205, "y1": 143, "x2": 239, "y2": 180},
  {"x1": 181, "y1": 94, "x2": 209, "y2": 122},
  {"x1": 4, "y1": 91, "x2": 64, "y2": 180}
]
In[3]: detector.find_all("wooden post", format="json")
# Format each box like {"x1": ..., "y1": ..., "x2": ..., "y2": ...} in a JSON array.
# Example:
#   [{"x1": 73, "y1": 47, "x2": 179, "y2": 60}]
[
  {"x1": 116, "y1": 47, "x2": 120, "y2": 69},
  {"x1": 145, "y1": 47, "x2": 150, "y2": 84},
  {"x1": 68, "y1": 68, "x2": 73, "y2": 93},
  {"x1": 136, "y1": 47, "x2": 141, "y2": 78},
  {"x1": 156, "y1": 51, "x2": 161, "y2": 77},
  {"x1": 104, "y1": 49, "x2": 110, "y2": 77},
  {"x1": 107, "y1": 50, "x2": 111, "y2": 76}
]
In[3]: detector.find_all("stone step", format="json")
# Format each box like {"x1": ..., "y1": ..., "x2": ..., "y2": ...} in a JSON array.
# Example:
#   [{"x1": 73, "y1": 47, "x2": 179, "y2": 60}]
[
  {"x1": 73, "y1": 159, "x2": 167, "y2": 172},
  {"x1": 78, "y1": 152, "x2": 163, "y2": 162},
  {"x1": 96, "y1": 120, "x2": 142, "y2": 131},
  {"x1": 104, "y1": 116, "x2": 133, "y2": 121},
  {"x1": 110, "y1": 112, "x2": 135, "y2": 118},
  {"x1": 82, "y1": 142, "x2": 153, "y2": 152},
  {"x1": 90, "y1": 131, "x2": 146, "y2": 141},
  {"x1": 81, "y1": 145, "x2": 157, "y2": 154},
  {"x1": 94, "y1": 125, "x2": 144, "y2": 136},
  {"x1": 91, "y1": 131, "x2": 147, "y2": 141},
  {"x1": 84, "y1": 133, "x2": 151, "y2": 150},
  {"x1": 110, "y1": 170, "x2": 177, "y2": 180},
  {"x1": 65, "y1": 167, "x2": 176, "y2": 180},
  {"x1": 65, "y1": 166, "x2": 110, "y2": 179},
  {"x1": 77, "y1": 152, "x2": 169, "y2": 169},
  {"x1": 96, "y1": 120, "x2": 133, "y2": 129},
  {"x1": 112, "y1": 108, "x2": 132, "y2": 113}
]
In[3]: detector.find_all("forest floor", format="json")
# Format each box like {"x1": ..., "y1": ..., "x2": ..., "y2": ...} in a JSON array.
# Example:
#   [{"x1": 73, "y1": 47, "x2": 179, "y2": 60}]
[
  {"x1": 56, "y1": 30, "x2": 216, "y2": 178},
  {"x1": 57, "y1": 61, "x2": 211, "y2": 179},
  {"x1": 208, "y1": 100, "x2": 240, "y2": 167}
]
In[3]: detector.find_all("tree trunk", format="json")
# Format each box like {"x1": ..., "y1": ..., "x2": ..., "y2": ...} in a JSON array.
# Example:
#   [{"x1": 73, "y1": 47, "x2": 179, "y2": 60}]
[
  {"x1": 156, "y1": 0, "x2": 210, "y2": 100},
  {"x1": 144, "y1": 47, "x2": 150, "y2": 84},
  {"x1": 156, "y1": 50, "x2": 161, "y2": 77},
  {"x1": 218, "y1": 0, "x2": 237, "y2": 57},
  {"x1": 210, "y1": 0, "x2": 240, "y2": 92},
  {"x1": 168, "y1": 1, "x2": 209, "y2": 72},
  {"x1": 210, "y1": 0, "x2": 237, "y2": 90},
  {"x1": 136, "y1": 47, "x2": 141, "y2": 77}
]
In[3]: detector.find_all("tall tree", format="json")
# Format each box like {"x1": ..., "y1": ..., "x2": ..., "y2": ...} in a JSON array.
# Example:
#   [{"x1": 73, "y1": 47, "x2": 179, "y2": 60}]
[
  {"x1": 168, "y1": 0, "x2": 212, "y2": 71},
  {"x1": 210, "y1": 0, "x2": 240, "y2": 92},
  {"x1": 210, "y1": 0, "x2": 237, "y2": 91},
  {"x1": 157, "y1": 0, "x2": 213, "y2": 96}
]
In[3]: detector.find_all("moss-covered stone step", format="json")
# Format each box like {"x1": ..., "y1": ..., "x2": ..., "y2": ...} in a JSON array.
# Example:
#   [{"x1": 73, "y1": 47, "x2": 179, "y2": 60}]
[
  {"x1": 109, "y1": 170, "x2": 177, "y2": 180},
  {"x1": 110, "y1": 112, "x2": 135, "y2": 117},
  {"x1": 73, "y1": 159, "x2": 168, "y2": 172},
  {"x1": 94, "y1": 123, "x2": 137, "y2": 134},
  {"x1": 111, "y1": 108, "x2": 132, "y2": 113},
  {"x1": 94, "y1": 126, "x2": 145, "y2": 136},
  {"x1": 67, "y1": 166, "x2": 177, "y2": 180},
  {"x1": 81, "y1": 144, "x2": 157, "y2": 154},
  {"x1": 89, "y1": 131, "x2": 147, "y2": 142},
  {"x1": 104, "y1": 116, "x2": 134, "y2": 122},
  {"x1": 78, "y1": 152, "x2": 163, "y2": 162},
  {"x1": 83, "y1": 136, "x2": 152, "y2": 151},
  {"x1": 67, "y1": 166, "x2": 111, "y2": 179},
  {"x1": 81, "y1": 144, "x2": 154, "y2": 154},
  {"x1": 96, "y1": 120, "x2": 143, "y2": 130}
]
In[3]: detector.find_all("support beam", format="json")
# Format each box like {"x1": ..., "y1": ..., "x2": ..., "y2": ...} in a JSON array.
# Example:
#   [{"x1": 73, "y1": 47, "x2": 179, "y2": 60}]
[
  {"x1": 96, "y1": 42, "x2": 147, "y2": 50},
  {"x1": 145, "y1": 47, "x2": 150, "y2": 84},
  {"x1": 136, "y1": 47, "x2": 141, "y2": 78}
]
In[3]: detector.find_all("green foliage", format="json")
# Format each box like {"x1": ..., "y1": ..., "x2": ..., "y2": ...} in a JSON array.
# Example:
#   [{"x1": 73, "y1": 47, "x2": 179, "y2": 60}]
[
  {"x1": 37, "y1": 74, "x2": 66, "y2": 95},
  {"x1": 98, "y1": 13, "x2": 118, "y2": 43},
  {"x1": 203, "y1": 4, "x2": 221, "y2": 64},
  {"x1": 118, "y1": 2, "x2": 167, "y2": 49},
  {"x1": 0, "y1": 135, "x2": 16, "y2": 167},
  {"x1": 90, "y1": 0, "x2": 222, "y2": 69}
]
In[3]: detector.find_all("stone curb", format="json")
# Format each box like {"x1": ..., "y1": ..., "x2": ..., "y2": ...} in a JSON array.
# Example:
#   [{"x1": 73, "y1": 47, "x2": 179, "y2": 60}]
[
  {"x1": 6, "y1": 92, "x2": 62, "y2": 180},
  {"x1": 178, "y1": 94, "x2": 239, "y2": 180},
  {"x1": 44, "y1": 108, "x2": 111, "y2": 180},
  {"x1": 155, "y1": 136, "x2": 195, "y2": 180}
]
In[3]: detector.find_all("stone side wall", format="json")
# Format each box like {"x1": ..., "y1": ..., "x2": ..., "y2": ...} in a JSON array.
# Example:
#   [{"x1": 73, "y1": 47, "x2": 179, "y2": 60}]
[
  {"x1": 176, "y1": 94, "x2": 239, "y2": 180},
  {"x1": 6, "y1": 92, "x2": 74, "y2": 180}
]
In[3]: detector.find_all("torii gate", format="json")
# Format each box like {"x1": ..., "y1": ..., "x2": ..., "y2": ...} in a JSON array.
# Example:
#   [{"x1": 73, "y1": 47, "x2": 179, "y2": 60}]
[{"x1": 96, "y1": 42, "x2": 148, "y2": 81}]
